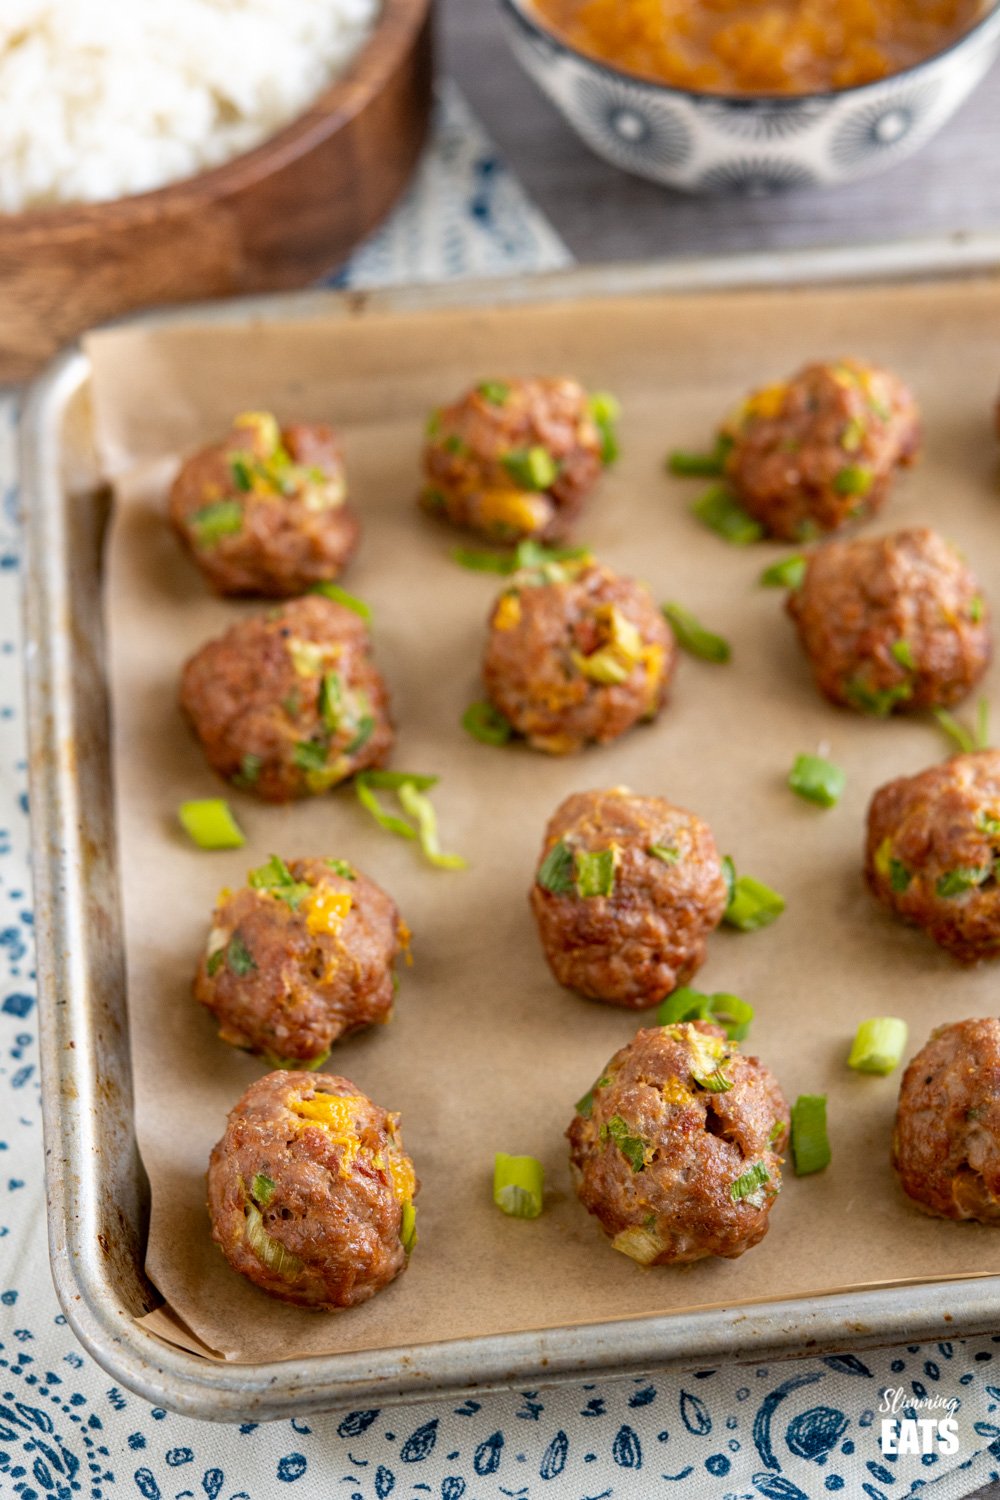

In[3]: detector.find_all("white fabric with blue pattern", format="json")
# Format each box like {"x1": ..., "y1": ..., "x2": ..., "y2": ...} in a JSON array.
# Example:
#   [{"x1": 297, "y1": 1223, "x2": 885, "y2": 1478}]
[{"x1": 2, "y1": 85, "x2": 1000, "y2": 1500}]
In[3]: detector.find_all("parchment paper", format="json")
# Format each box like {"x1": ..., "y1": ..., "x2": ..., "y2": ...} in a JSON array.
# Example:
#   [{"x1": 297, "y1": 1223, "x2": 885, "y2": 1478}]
[{"x1": 88, "y1": 276, "x2": 1000, "y2": 1363}]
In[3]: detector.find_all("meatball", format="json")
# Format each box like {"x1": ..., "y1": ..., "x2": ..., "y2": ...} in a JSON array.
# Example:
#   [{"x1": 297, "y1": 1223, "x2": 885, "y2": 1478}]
[
  {"x1": 194, "y1": 856, "x2": 407, "y2": 1066},
  {"x1": 722, "y1": 358, "x2": 921, "y2": 541},
  {"x1": 893, "y1": 1018, "x2": 1000, "y2": 1222},
  {"x1": 568, "y1": 1023, "x2": 789, "y2": 1264},
  {"x1": 169, "y1": 411, "x2": 359, "y2": 596},
  {"x1": 421, "y1": 377, "x2": 611, "y2": 543},
  {"x1": 865, "y1": 751, "x2": 1000, "y2": 962},
  {"x1": 531, "y1": 787, "x2": 728, "y2": 1007},
  {"x1": 787, "y1": 527, "x2": 990, "y2": 715},
  {"x1": 483, "y1": 559, "x2": 674, "y2": 754},
  {"x1": 208, "y1": 1070, "x2": 417, "y2": 1309},
  {"x1": 179, "y1": 594, "x2": 392, "y2": 801}
]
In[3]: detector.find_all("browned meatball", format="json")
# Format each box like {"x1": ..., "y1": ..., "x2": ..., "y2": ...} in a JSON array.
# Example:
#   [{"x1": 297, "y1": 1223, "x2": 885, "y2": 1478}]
[
  {"x1": 483, "y1": 559, "x2": 674, "y2": 754},
  {"x1": 723, "y1": 359, "x2": 921, "y2": 541},
  {"x1": 568, "y1": 1023, "x2": 789, "y2": 1264},
  {"x1": 169, "y1": 411, "x2": 359, "y2": 596},
  {"x1": 866, "y1": 751, "x2": 1000, "y2": 963},
  {"x1": 194, "y1": 856, "x2": 407, "y2": 1066},
  {"x1": 531, "y1": 788, "x2": 727, "y2": 1007},
  {"x1": 893, "y1": 1018, "x2": 1000, "y2": 1222},
  {"x1": 787, "y1": 528, "x2": 990, "y2": 715},
  {"x1": 207, "y1": 1071, "x2": 417, "y2": 1309},
  {"x1": 421, "y1": 377, "x2": 613, "y2": 543},
  {"x1": 179, "y1": 594, "x2": 392, "y2": 801}
]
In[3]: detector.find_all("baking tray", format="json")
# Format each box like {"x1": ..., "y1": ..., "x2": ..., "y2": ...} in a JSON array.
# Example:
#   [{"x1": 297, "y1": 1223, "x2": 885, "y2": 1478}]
[{"x1": 21, "y1": 232, "x2": 1000, "y2": 1421}]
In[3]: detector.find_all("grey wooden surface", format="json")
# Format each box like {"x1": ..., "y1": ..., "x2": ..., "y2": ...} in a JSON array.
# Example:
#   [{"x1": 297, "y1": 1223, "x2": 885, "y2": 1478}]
[
  {"x1": 442, "y1": 0, "x2": 1000, "y2": 261},
  {"x1": 442, "y1": 6, "x2": 1000, "y2": 1497}
]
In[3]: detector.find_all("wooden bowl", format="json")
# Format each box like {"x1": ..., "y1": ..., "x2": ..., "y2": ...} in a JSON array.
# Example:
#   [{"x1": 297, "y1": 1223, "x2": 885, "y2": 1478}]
[{"x1": 0, "y1": 0, "x2": 433, "y2": 383}]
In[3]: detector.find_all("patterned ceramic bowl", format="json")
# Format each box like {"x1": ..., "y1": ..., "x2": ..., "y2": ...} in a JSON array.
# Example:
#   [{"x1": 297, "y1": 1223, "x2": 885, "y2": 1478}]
[{"x1": 498, "y1": 0, "x2": 1000, "y2": 194}]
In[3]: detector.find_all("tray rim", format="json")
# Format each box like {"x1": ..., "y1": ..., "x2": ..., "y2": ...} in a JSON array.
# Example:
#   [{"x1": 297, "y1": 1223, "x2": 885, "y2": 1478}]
[{"x1": 22, "y1": 229, "x2": 1000, "y2": 1422}]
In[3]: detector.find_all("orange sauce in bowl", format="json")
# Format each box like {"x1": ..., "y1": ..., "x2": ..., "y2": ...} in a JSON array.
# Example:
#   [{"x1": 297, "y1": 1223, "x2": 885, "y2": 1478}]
[{"x1": 530, "y1": 0, "x2": 987, "y2": 94}]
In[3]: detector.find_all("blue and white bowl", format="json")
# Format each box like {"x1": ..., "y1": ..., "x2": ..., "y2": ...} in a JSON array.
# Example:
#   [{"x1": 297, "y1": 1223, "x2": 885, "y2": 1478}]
[{"x1": 498, "y1": 0, "x2": 1000, "y2": 193}]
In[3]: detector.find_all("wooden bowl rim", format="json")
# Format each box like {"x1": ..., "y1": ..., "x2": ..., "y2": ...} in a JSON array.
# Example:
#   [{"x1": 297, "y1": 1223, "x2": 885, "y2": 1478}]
[{"x1": 0, "y1": 0, "x2": 431, "y2": 240}]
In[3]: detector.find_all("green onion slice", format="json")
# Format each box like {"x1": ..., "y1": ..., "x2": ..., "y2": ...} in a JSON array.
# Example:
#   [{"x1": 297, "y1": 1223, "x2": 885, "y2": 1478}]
[
  {"x1": 397, "y1": 781, "x2": 466, "y2": 869},
  {"x1": 832, "y1": 464, "x2": 873, "y2": 496},
  {"x1": 648, "y1": 844, "x2": 680, "y2": 865},
  {"x1": 890, "y1": 638, "x2": 916, "y2": 670},
  {"x1": 788, "y1": 753, "x2": 846, "y2": 809},
  {"x1": 847, "y1": 1017, "x2": 908, "y2": 1076},
  {"x1": 601, "y1": 1116, "x2": 647, "y2": 1173},
  {"x1": 790, "y1": 1094, "x2": 831, "y2": 1176},
  {"x1": 845, "y1": 678, "x2": 913, "y2": 716},
  {"x1": 400, "y1": 1200, "x2": 418, "y2": 1253},
  {"x1": 589, "y1": 392, "x2": 621, "y2": 465},
  {"x1": 251, "y1": 1173, "x2": 275, "y2": 1207},
  {"x1": 574, "y1": 848, "x2": 616, "y2": 898},
  {"x1": 226, "y1": 934, "x2": 256, "y2": 977},
  {"x1": 309, "y1": 582, "x2": 373, "y2": 624},
  {"x1": 178, "y1": 798, "x2": 246, "y2": 850},
  {"x1": 970, "y1": 594, "x2": 985, "y2": 623},
  {"x1": 262, "y1": 1049, "x2": 329, "y2": 1072},
  {"x1": 662, "y1": 602, "x2": 731, "y2": 663},
  {"x1": 244, "y1": 1201, "x2": 303, "y2": 1277},
  {"x1": 656, "y1": 986, "x2": 754, "y2": 1042},
  {"x1": 575, "y1": 1073, "x2": 611, "y2": 1119},
  {"x1": 462, "y1": 701, "x2": 513, "y2": 746},
  {"x1": 493, "y1": 1153, "x2": 544, "y2": 1219},
  {"x1": 936, "y1": 865, "x2": 992, "y2": 898},
  {"x1": 692, "y1": 485, "x2": 763, "y2": 546},
  {"x1": 502, "y1": 446, "x2": 559, "y2": 491},
  {"x1": 537, "y1": 839, "x2": 576, "y2": 895},
  {"x1": 667, "y1": 436, "x2": 733, "y2": 477},
  {"x1": 235, "y1": 752, "x2": 262, "y2": 789},
  {"x1": 611, "y1": 1225, "x2": 664, "y2": 1265},
  {"x1": 934, "y1": 700, "x2": 991, "y2": 755},
  {"x1": 478, "y1": 381, "x2": 511, "y2": 405},
  {"x1": 248, "y1": 855, "x2": 312, "y2": 910},
  {"x1": 759, "y1": 555, "x2": 807, "y2": 590},
  {"x1": 730, "y1": 1161, "x2": 771, "y2": 1204},
  {"x1": 190, "y1": 499, "x2": 244, "y2": 547},
  {"x1": 723, "y1": 866, "x2": 786, "y2": 931},
  {"x1": 327, "y1": 858, "x2": 356, "y2": 880}
]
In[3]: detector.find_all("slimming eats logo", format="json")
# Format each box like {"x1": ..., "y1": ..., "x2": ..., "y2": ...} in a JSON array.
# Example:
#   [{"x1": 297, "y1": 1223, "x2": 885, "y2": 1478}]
[{"x1": 879, "y1": 1387, "x2": 960, "y2": 1456}]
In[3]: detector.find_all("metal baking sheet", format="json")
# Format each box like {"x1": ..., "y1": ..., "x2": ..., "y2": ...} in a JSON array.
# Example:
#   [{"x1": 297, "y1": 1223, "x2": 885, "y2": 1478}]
[{"x1": 21, "y1": 231, "x2": 1000, "y2": 1421}]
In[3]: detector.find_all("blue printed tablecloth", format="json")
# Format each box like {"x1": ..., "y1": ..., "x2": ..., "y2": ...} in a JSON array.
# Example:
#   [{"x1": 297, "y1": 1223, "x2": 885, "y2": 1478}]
[{"x1": 3, "y1": 85, "x2": 1000, "y2": 1500}]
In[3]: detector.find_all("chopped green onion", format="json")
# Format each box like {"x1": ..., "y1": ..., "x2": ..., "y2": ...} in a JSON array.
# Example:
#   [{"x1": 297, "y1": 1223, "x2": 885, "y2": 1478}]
[
  {"x1": 759, "y1": 555, "x2": 807, "y2": 590},
  {"x1": 400, "y1": 1201, "x2": 417, "y2": 1253},
  {"x1": 244, "y1": 1201, "x2": 303, "y2": 1277},
  {"x1": 723, "y1": 866, "x2": 785, "y2": 931},
  {"x1": 451, "y1": 546, "x2": 514, "y2": 573},
  {"x1": 589, "y1": 391, "x2": 621, "y2": 465},
  {"x1": 768, "y1": 1119, "x2": 784, "y2": 1144},
  {"x1": 309, "y1": 582, "x2": 373, "y2": 625},
  {"x1": 971, "y1": 595, "x2": 985, "y2": 624},
  {"x1": 206, "y1": 948, "x2": 225, "y2": 978},
  {"x1": 326, "y1": 859, "x2": 355, "y2": 880},
  {"x1": 890, "y1": 639, "x2": 916, "y2": 671},
  {"x1": 178, "y1": 799, "x2": 246, "y2": 850},
  {"x1": 251, "y1": 1173, "x2": 275, "y2": 1207},
  {"x1": 730, "y1": 1161, "x2": 770, "y2": 1204},
  {"x1": 226, "y1": 934, "x2": 256, "y2": 977},
  {"x1": 397, "y1": 781, "x2": 467, "y2": 870},
  {"x1": 345, "y1": 717, "x2": 375, "y2": 755},
  {"x1": 721, "y1": 854, "x2": 736, "y2": 905},
  {"x1": 978, "y1": 811, "x2": 1000, "y2": 838},
  {"x1": 611, "y1": 1225, "x2": 664, "y2": 1265},
  {"x1": 537, "y1": 840, "x2": 576, "y2": 896},
  {"x1": 514, "y1": 539, "x2": 592, "y2": 571},
  {"x1": 788, "y1": 753, "x2": 846, "y2": 809},
  {"x1": 493, "y1": 1153, "x2": 544, "y2": 1219},
  {"x1": 248, "y1": 855, "x2": 311, "y2": 910},
  {"x1": 845, "y1": 678, "x2": 913, "y2": 716},
  {"x1": 833, "y1": 464, "x2": 873, "y2": 497},
  {"x1": 425, "y1": 409, "x2": 443, "y2": 439},
  {"x1": 847, "y1": 1017, "x2": 908, "y2": 1076},
  {"x1": 648, "y1": 844, "x2": 679, "y2": 866},
  {"x1": 319, "y1": 671, "x2": 343, "y2": 732},
  {"x1": 462, "y1": 701, "x2": 513, "y2": 746},
  {"x1": 662, "y1": 602, "x2": 731, "y2": 663},
  {"x1": 934, "y1": 700, "x2": 991, "y2": 755},
  {"x1": 355, "y1": 772, "x2": 464, "y2": 870},
  {"x1": 840, "y1": 416, "x2": 866, "y2": 452},
  {"x1": 502, "y1": 446, "x2": 559, "y2": 491},
  {"x1": 262, "y1": 1049, "x2": 329, "y2": 1072},
  {"x1": 790, "y1": 1095, "x2": 830, "y2": 1176},
  {"x1": 693, "y1": 1062, "x2": 733, "y2": 1094},
  {"x1": 229, "y1": 456, "x2": 255, "y2": 492},
  {"x1": 601, "y1": 1116, "x2": 646, "y2": 1173},
  {"x1": 235, "y1": 752, "x2": 262, "y2": 788},
  {"x1": 692, "y1": 485, "x2": 763, "y2": 546},
  {"x1": 575, "y1": 848, "x2": 616, "y2": 898},
  {"x1": 667, "y1": 436, "x2": 732, "y2": 477},
  {"x1": 443, "y1": 434, "x2": 469, "y2": 456},
  {"x1": 478, "y1": 381, "x2": 511, "y2": 405},
  {"x1": 190, "y1": 500, "x2": 244, "y2": 547},
  {"x1": 293, "y1": 739, "x2": 330, "y2": 774},
  {"x1": 575, "y1": 1073, "x2": 611, "y2": 1119},
  {"x1": 936, "y1": 865, "x2": 992, "y2": 898},
  {"x1": 656, "y1": 986, "x2": 754, "y2": 1042},
  {"x1": 889, "y1": 859, "x2": 912, "y2": 893}
]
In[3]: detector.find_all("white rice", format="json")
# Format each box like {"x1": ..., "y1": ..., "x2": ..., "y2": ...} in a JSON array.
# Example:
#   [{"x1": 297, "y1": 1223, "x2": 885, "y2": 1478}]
[{"x1": 0, "y1": 0, "x2": 382, "y2": 213}]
